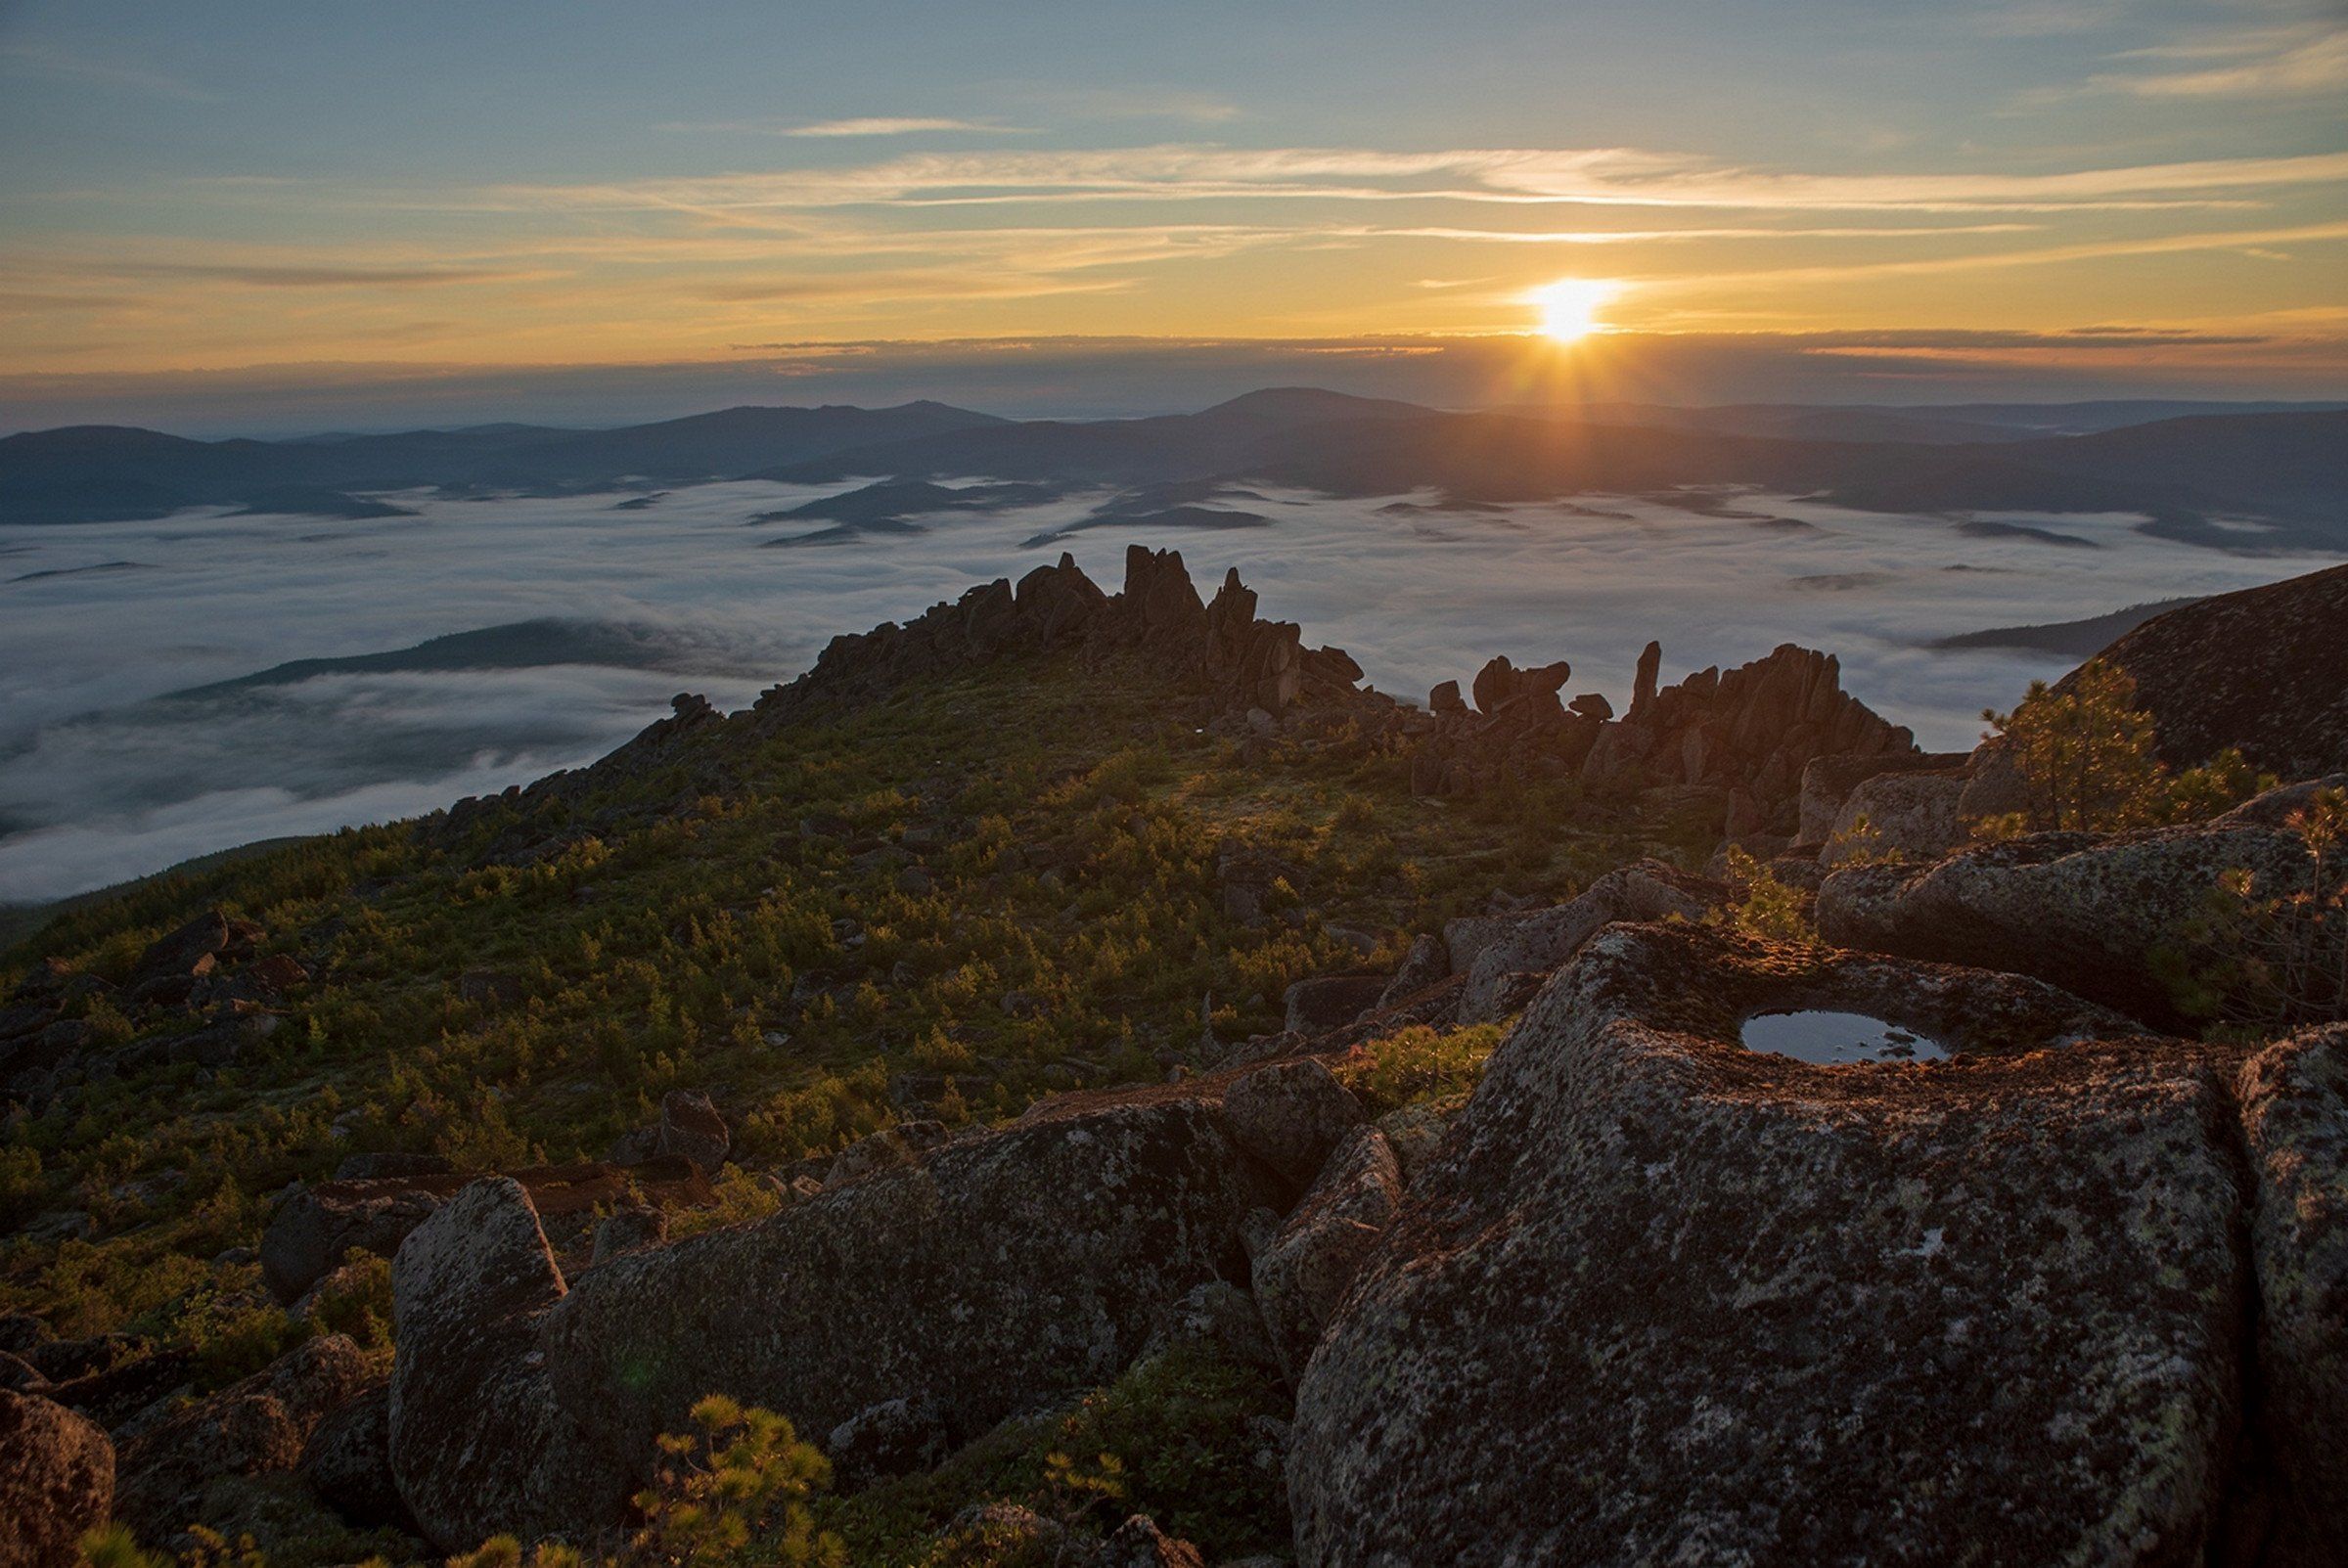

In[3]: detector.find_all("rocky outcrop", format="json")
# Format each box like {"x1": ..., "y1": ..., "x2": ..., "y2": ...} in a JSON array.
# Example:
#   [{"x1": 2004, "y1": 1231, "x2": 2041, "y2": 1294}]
[
  {"x1": 1293, "y1": 923, "x2": 2235, "y2": 1567},
  {"x1": 1248, "y1": 1127, "x2": 1402, "y2": 1380},
  {"x1": 1408, "y1": 640, "x2": 1916, "y2": 835},
  {"x1": 388, "y1": 1179, "x2": 630, "y2": 1552},
  {"x1": 755, "y1": 546, "x2": 1371, "y2": 729},
  {"x1": 2068, "y1": 562, "x2": 2348, "y2": 779},
  {"x1": 0, "y1": 1389, "x2": 113, "y2": 1568},
  {"x1": 2236, "y1": 1025, "x2": 2348, "y2": 1565},
  {"x1": 387, "y1": 1099, "x2": 1277, "y2": 1548},
  {"x1": 113, "y1": 1334, "x2": 373, "y2": 1544},
  {"x1": 1443, "y1": 859, "x2": 1724, "y2": 1022},
  {"x1": 1817, "y1": 776, "x2": 2342, "y2": 1029}
]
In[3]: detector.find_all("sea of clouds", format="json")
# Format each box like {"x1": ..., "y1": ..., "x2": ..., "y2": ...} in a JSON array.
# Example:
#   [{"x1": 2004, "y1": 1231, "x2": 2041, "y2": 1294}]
[{"x1": 0, "y1": 478, "x2": 2332, "y2": 904}]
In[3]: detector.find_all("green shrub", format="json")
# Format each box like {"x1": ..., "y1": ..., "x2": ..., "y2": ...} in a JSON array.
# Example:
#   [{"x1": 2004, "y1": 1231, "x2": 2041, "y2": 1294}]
[
  {"x1": 1978, "y1": 662, "x2": 2270, "y2": 838},
  {"x1": 629, "y1": 1394, "x2": 843, "y2": 1567},
  {"x1": 2166, "y1": 785, "x2": 2348, "y2": 1030},
  {"x1": 1706, "y1": 847, "x2": 1814, "y2": 943},
  {"x1": 1336, "y1": 1023, "x2": 1502, "y2": 1116}
]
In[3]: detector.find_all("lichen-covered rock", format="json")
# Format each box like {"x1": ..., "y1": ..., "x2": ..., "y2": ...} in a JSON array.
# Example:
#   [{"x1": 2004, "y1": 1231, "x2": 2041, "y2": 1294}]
[
  {"x1": 1141, "y1": 1280, "x2": 1280, "y2": 1374},
  {"x1": 1292, "y1": 923, "x2": 2244, "y2": 1568},
  {"x1": 1817, "y1": 778, "x2": 2336, "y2": 1029},
  {"x1": 1374, "y1": 1097, "x2": 1464, "y2": 1187},
  {"x1": 1455, "y1": 860, "x2": 1723, "y2": 1022},
  {"x1": 2236, "y1": 1025, "x2": 2348, "y2": 1566},
  {"x1": 1820, "y1": 769, "x2": 1966, "y2": 867},
  {"x1": 113, "y1": 1334, "x2": 372, "y2": 1544},
  {"x1": 1221, "y1": 1059, "x2": 1365, "y2": 1187},
  {"x1": 1797, "y1": 750, "x2": 1969, "y2": 848},
  {"x1": 297, "y1": 1381, "x2": 415, "y2": 1534},
  {"x1": 1250, "y1": 1128, "x2": 1401, "y2": 1381},
  {"x1": 0, "y1": 1389, "x2": 113, "y2": 1568},
  {"x1": 387, "y1": 1179, "x2": 632, "y2": 1551}
]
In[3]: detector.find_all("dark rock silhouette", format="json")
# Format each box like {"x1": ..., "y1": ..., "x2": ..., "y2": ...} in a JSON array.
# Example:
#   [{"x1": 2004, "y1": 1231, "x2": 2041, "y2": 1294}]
[{"x1": 2060, "y1": 562, "x2": 2348, "y2": 778}]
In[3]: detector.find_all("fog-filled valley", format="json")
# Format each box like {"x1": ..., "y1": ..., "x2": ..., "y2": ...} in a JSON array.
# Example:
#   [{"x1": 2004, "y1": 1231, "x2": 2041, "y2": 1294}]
[{"x1": 2, "y1": 418, "x2": 2336, "y2": 904}]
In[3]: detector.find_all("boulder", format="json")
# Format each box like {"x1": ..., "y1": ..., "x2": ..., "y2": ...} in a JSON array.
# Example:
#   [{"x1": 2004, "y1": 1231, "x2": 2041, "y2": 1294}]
[
  {"x1": 655, "y1": 1089, "x2": 730, "y2": 1175},
  {"x1": 1820, "y1": 769, "x2": 1966, "y2": 867},
  {"x1": 1456, "y1": 860, "x2": 1723, "y2": 1022},
  {"x1": 389, "y1": 1100, "x2": 1275, "y2": 1548},
  {"x1": 132, "y1": 909, "x2": 234, "y2": 981},
  {"x1": 0, "y1": 1389, "x2": 113, "y2": 1568},
  {"x1": 1221, "y1": 1059, "x2": 1365, "y2": 1187},
  {"x1": 1816, "y1": 777, "x2": 2338, "y2": 1030},
  {"x1": 824, "y1": 1393, "x2": 951, "y2": 1493},
  {"x1": 1374, "y1": 1097, "x2": 1464, "y2": 1187},
  {"x1": 387, "y1": 1178, "x2": 632, "y2": 1551},
  {"x1": 261, "y1": 1182, "x2": 441, "y2": 1304},
  {"x1": 297, "y1": 1381, "x2": 416, "y2": 1533},
  {"x1": 1798, "y1": 750, "x2": 1969, "y2": 848},
  {"x1": 1141, "y1": 1280, "x2": 1280, "y2": 1374},
  {"x1": 113, "y1": 1334, "x2": 372, "y2": 1542},
  {"x1": 39, "y1": 1347, "x2": 192, "y2": 1432},
  {"x1": 1470, "y1": 655, "x2": 1570, "y2": 715},
  {"x1": 2236, "y1": 1025, "x2": 2348, "y2": 1565},
  {"x1": 1292, "y1": 923, "x2": 2238, "y2": 1567},
  {"x1": 1374, "y1": 933, "x2": 1449, "y2": 1009},
  {"x1": 1281, "y1": 975, "x2": 1387, "y2": 1037},
  {"x1": 1249, "y1": 1128, "x2": 1402, "y2": 1381}
]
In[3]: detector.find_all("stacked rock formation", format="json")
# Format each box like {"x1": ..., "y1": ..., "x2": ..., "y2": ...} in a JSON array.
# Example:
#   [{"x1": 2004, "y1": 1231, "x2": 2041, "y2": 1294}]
[{"x1": 1409, "y1": 638, "x2": 1916, "y2": 836}]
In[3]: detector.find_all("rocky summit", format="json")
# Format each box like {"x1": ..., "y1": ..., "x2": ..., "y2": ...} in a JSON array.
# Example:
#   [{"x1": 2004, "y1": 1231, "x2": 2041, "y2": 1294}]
[{"x1": 4, "y1": 559, "x2": 2347, "y2": 1567}]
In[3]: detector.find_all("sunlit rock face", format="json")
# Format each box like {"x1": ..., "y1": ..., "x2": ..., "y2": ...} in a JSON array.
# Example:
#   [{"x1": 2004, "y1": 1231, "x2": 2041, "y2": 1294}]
[
  {"x1": 1816, "y1": 774, "x2": 2347, "y2": 1031},
  {"x1": 1290, "y1": 922, "x2": 2254, "y2": 1568}
]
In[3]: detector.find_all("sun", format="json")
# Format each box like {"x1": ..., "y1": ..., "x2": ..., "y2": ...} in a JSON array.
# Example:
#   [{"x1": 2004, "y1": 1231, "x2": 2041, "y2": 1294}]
[{"x1": 1533, "y1": 278, "x2": 1617, "y2": 342}]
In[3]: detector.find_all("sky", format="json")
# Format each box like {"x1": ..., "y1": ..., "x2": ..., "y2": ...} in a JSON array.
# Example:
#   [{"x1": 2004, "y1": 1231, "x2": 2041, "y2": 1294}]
[{"x1": 2, "y1": 0, "x2": 2345, "y2": 428}]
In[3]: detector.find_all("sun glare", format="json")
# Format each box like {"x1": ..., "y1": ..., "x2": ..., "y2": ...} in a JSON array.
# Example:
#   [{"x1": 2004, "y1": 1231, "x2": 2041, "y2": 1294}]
[{"x1": 1534, "y1": 278, "x2": 1617, "y2": 342}]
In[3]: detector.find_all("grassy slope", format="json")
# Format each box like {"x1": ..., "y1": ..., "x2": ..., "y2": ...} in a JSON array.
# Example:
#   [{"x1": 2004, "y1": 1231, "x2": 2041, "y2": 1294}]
[{"x1": 0, "y1": 646, "x2": 1692, "y2": 1559}]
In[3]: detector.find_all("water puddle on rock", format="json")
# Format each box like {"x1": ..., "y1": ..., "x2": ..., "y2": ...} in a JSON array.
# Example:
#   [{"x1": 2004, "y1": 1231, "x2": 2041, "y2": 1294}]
[{"x1": 1740, "y1": 1009, "x2": 1950, "y2": 1065}]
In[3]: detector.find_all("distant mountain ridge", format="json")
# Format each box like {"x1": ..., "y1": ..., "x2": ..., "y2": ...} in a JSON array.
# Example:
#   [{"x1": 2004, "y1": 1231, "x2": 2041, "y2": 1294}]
[{"x1": 5, "y1": 387, "x2": 2344, "y2": 548}]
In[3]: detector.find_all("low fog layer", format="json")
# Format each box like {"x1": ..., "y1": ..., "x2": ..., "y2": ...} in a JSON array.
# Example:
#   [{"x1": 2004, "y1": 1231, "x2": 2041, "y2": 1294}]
[{"x1": 0, "y1": 479, "x2": 2329, "y2": 903}]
